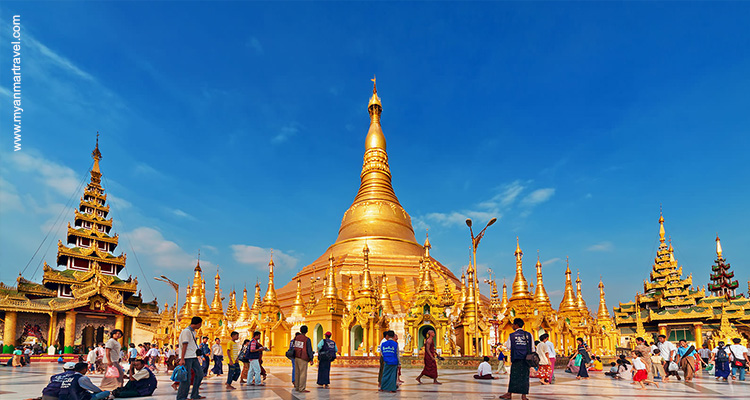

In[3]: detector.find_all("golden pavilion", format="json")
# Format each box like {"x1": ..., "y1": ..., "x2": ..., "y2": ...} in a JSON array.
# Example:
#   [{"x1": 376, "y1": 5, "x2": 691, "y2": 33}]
[
  {"x1": 0, "y1": 138, "x2": 162, "y2": 354},
  {"x1": 613, "y1": 212, "x2": 750, "y2": 348}
]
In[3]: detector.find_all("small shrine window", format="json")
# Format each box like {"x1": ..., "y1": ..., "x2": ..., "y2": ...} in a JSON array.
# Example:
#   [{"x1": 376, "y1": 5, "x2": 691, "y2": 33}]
[
  {"x1": 423, "y1": 305, "x2": 431, "y2": 315},
  {"x1": 58, "y1": 285, "x2": 73, "y2": 298},
  {"x1": 79, "y1": 237, "x2": 91, "y2": 248},
  {"x1": 72, "y1": 258, "x2": 89, "y2": 270},
  {"x1": 98, "y1": 242, "x2": 108, "y2": 252}
]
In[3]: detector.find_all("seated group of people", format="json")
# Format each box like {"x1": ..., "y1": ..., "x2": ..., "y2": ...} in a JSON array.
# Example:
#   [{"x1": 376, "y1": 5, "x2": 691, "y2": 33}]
[{"x1": 36, "y1": 358, "x2": 157, "y2": 400}]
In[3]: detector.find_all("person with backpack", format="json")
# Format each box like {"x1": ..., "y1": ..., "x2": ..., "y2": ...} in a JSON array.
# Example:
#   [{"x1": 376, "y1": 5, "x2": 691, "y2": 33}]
[
  {"x1": 728, "y1": 337, "x2": 748, "y2": 381},
  {"x1": 316, "y1": 331, "x2": 338, "y2": 388},
  {"x1": 237, "y1": 339, "x2": 251, "y2": 384},
  {"x1": 247, "y1": 331, "x2": 267, "y2": 386},
  {"x1": 500, "y1": 318, "x2": 534, "y2": 400},
  {"x1": 292, "y1": 325, "x2": 314, "y2": 393},
  {"x1": 711, "y1": 341, "x2": 731, "y2": 381}
]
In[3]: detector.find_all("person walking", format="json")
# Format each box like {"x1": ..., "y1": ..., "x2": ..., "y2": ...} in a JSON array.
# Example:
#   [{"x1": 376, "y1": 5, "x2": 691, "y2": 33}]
[
  {"x1": 728, "y1": 338, "x2": 748, "y2": 381},
  {"x1": 575, "y1": 338, "x2": 590, "y2": 380},
  {"x1": 650, "y1": 349, "x2": 666, "y2": 380},
  {"x1": 377, "y1": 331, "x2": 388, "y2": 388},
  {"x1": 210, "y1": 338, "x2": 223, "y2": 377},
  {"x1": 634, "y1": 337, "x2": 654, "y2": 382},
  {"x1": 676, "y1": 339, "x2": 696, "y2": 382},
  {"x1": 698, "y1": 343, "x2": 711, "y2": 370},
  {"x1": 546, "y1": 341, "x2": 556, "y2": 383},
  {"x1": 292, "y1": 325, "x2": 314, "y2": 393},
  {"x1": 100, "y1": 329, "x2": 125, "y2": 391},
  {"x1": 176, "y1": 316, "x2": 204, "y2": 400},
  {"x1": 288, "y1": 332, "x2": 299, "y2": 387},
  {"x1": 225, "y1": 331, "x2": 241, "y2": 390},
  {"x1": 656, "y1": 334, "x2": 679, "y2": 382},
  {"x1": 247, "y1": 331, "x2": 267, "y2": 387},
  {"x1": 499, "y1": 318, "x2": 533, "y2": 400},
  {"x1": 496, "y1": 349, "x2": 508, "y2": 374},
  {"x1": 198, "y1": 337, "x2": 211, "y2": 377},
  {"x1": 379, "y1": 330, "x2": 400, "y2": 392},
  {"x1": 711, "y1": 341, "x2": 731, "y2": 381},
  {"x1": 416, "y1": 329, "x2": 441, "y2": 384},
  {"x1": 238, "y1": 339, "x2": 251, "y2": 384},
  {"x1": 316, "y1": 331, "x2": 337, "y2": 388},
  {"x1": 537, "y1": 333, "x2": 552, "y2": 385}
]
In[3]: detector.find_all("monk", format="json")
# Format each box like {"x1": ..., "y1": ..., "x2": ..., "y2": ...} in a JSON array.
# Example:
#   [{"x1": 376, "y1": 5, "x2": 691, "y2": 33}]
[{"x1": 416, "y1": 329, "x2": 441, "y2": 384}]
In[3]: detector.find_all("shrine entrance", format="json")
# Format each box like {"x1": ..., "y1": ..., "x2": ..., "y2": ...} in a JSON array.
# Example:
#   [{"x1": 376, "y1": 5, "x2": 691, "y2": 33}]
[
  {"x1": 418, "y1": 324, "x2": 435, "y2": 349},
  {"x1": 350, "y1": 325, "x2": 363, "y2": 355}
]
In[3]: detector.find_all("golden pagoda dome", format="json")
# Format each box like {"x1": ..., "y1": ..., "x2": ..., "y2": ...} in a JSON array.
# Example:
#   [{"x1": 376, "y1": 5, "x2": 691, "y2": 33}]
[
  {"x1": 238, "y1": 286, "x2": 251, "y2": 322},
  {"x1": 263, "y1": 253, "x2": 278, "y2": 305},
  {"x1": 250, "y1": 282, "x2": 262, "y2": 318},
  {"x1": 559, "y1": 257, "x2": 578, "y2": 314},
  {"x1": 418, "y1": 260, "x2": 436, "y2": 295},
  {"x1": 575, "y1": 271, "x2": 588, "y2": 311},
  {"x1": 500, "y1": 279, "x2": 509, "y2": 313},
  {"x1": 210, "y1": 269, "x2": 224, "y2": 318},
  {"x1": 379, "y1": 273, "x2": 396, "y2": 315},
  {"x1": 291, "y1": 278, "x2": 305, "y2": 318},
  {"x1": 358, "y1": 243, "x2": 376, "y2": 297},
  {"x1": 534, "y1": 253, "x2": 551, "y2": 310},
  {"x1": 597, "y1": 278, "x2": 611, "y2": 320},
  {"x1": 345, "y1": 275, "x2": 356, "y2": 308},
  {"x1": 225, "y1": 289, "x2": 238, "y2": 323},
  {"x1": 322, "y1": 253, "x2": 339, "y2": 299},
  {"x1": 510, "y1": 237, "x2": 532, "y2": 301}
]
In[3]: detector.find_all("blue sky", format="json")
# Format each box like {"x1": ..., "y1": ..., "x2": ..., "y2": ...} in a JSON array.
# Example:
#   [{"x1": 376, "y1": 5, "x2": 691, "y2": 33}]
[{"x1": 1, "y1": 2, "x2": 748, "y2": 312}]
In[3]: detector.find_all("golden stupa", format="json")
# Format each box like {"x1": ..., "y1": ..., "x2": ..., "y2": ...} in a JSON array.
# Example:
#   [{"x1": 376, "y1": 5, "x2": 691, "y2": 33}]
[{"x1": 276, "y1": 79, "x2": 462, "y2": 316}]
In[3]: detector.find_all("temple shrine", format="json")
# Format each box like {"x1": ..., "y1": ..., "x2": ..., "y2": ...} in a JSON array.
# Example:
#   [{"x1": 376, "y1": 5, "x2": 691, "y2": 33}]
[
  {"x1": 613, "y1": 212, "x2": 750, "y2": 347},
  {"x1": 0, "y1": 138, "x2": 162, "y2": 354}
]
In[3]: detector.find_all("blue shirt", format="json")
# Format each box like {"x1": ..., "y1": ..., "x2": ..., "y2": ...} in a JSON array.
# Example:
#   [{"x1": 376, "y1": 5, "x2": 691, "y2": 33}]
[
  {"x1": 678, "y1": 346, "x2": 696, "y2": 358},
  {"x1": 380, "y1": 340, "x2": 399, "y2": 366}
]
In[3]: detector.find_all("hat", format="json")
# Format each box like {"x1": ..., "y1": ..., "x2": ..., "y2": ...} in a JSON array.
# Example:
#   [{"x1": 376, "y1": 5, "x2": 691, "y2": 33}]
[
  {"x1": 63, "y1": 362, "x2": 77, "y2": 370},
  {"x1": 325, "y1": 331, "x2": 332, "y2": 337}
]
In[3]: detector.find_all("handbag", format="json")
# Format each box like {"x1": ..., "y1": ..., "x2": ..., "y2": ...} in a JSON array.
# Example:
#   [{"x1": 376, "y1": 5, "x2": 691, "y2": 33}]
[
  {"x1": 574, "y1": 354, "x2": 582, "y2": 367},
  {"x1": 171, "y1": 365, "x2": 188, "y2": 382},
  {"x1": 285, "y1": 344, "x2": 296, "y2": 360},
  {"x1": 729, "y1": 348, "x2": 747, "y2": 367},
  {"x1": 238, "y1": 344, "x2": 249, "y2": 363},
  {"x1": 525, "y1": 352, "x2": 540, "y2": 368},
  {"x1": 104, "y1": 365, "x2": 120, "y2": 378},
  {"x1": 668, "y1": 361, "x2": 678, "y2": 372}
]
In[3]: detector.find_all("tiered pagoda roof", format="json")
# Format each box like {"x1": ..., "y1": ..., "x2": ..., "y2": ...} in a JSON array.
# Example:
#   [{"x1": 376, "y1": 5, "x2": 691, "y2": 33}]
[{"x1": 708, "y1": 236, "x2": 740, "y2": 299}]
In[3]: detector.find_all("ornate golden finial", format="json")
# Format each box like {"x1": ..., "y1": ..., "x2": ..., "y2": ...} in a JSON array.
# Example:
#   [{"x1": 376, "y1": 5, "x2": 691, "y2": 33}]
[
  {"x1": 575, "y1": 270, "x2": 588, "y2": 310},
  {"x1": 597, "y1": 277, "x2": 611, "y2": 320},
  {"x1": 659, "y1": 206, "x2": 666, "y2": 243},
  {"x1": 238, "y1": 285, "x2": 251, "y2": 321},
  {"x1": 418, "y1": 258, "x2": 435, "y2": 295},
  {"x1": 322, "y1": 253, "x2": 339, "y2": 299},
  {"x1": 210, "y1": 267, "x2": 224, "y2": 318},
  {"x1": 559, "y1": 256, "x2": 577, "y2": 313},
  {"x1": 716, "y1": 234, "x2": 723, "y2": 258},
  {"x1": 371, "y1": 75, "x2": 377, "y2": 94},
  {"x1": 291, "y1": 277, "x2": 305, "y2": 318},
  {"x1": 534, "y1": 250, "x2": 550, "y2": 309},
  {"x1": 250, "y1": 281, "x2": 262, "y2": 317},
  {"x1": 423, "y1": 230, "x2": 431, "y2": 258},
  {"x1": 510, "y1": 237, "x2": 531, "y2": 301},
  {"x1": 90, "y1": 132, "x2": 103, "y2": 184},
  {"x1": 379, "y1": 272, "x2": 395, "y2": 314},
  {"x1": 359, "y1": 242, "x2": 375, "y2": 296},
  {"x1": 263, "y1": 253, "x2": 278, "y2": 304}
]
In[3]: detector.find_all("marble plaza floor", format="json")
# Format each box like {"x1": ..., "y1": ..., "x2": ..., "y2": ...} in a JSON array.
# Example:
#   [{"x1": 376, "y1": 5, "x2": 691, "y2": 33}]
[{"x1": 1, "y1": 363, "x2": 749, "y2": 400}]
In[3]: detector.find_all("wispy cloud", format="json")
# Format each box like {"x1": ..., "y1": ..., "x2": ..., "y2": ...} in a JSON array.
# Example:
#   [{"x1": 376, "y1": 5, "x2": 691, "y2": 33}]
[
  {"x1": 0, "y1": 177, "x2": 24, "y2": 212},
  {"x1": 172, "y1": 209, "x2": 195, "y2": 220},
  {"x1": 419, "y1": 180, "x2": 555, "y2": 228},
  {"x1": 521, "y1": 188, "x2": 555, "y2": 207},
  {"x1": 6, "y1": 150, "x2": 81, "y2": 197},
  {"x1": 542, "y1": 257, "x2": 562, "y2": 266},
  {"x1": 0, "y1": 86, "x2": 11, "y2": 97},
  {"x1": 587, "y1": 241, "x2": 614, "y2": 252},
  {"x1": 231, "y1": 245, "x2": 299, "y2": 270},
  {"x1": 24, "y1": 34, "x2": 96, "y2": 82},
  {"x1": 126, "y1": 227, "x2": 202, "y2": 270},
  {"x1": 247, "y1": 37, "x2": 263, "y2": 54},
  {"x1": 272, "y1": 123, "x2": 300, "y2": 144}
]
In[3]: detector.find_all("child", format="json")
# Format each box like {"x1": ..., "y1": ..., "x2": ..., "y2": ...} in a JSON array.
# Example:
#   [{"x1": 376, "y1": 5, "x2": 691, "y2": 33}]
[
  {"x1": 589, "y1": 356, "x2": 603, "y2": 371},
  {"x1": 631, "y1": 350, "x2": 658, "y2": 389},
  {"x1": 650, "y1": 348, "x2": 666, "y2": 380},
  {"x1": 617, "y1": 358, "x2": 633, "y2": 380},
  {"x1": 604, "y1": 362, "x2": 618, "y2": 377},
  {"x1": 87, "y1": 346, "x2": 98, "y2": 373}
]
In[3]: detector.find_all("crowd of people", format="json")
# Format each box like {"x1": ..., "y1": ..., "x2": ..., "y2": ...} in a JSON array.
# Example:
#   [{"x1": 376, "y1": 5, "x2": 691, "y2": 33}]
[{"x1": 22, "y1": 315, "x2": 750, "y2": 399}]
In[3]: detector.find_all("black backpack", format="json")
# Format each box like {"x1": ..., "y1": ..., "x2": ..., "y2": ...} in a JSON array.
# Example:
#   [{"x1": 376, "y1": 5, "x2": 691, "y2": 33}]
[
  {"x1": 716, "y1": 346, "x2": 729, "y2": 363},
  {"x1": 318, "y1": 339, "x2": 337, "y2": 362}
]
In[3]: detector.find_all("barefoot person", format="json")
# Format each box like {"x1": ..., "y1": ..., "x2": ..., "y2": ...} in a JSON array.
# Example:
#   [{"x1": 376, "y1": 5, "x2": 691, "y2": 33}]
[
  {"x1": 500, "y1": 318, "x2": 534, "y2": 400},
  {"x1": 416, "y1": 329, "x2": 441, "y2": 385},
  {"x1": 100, "y1": 329, "x2": 125, "y2": 391},
  {"x1": 379, "y1": 330, "x2": 399, "y2": 392},
  {"x1": 632, "y1": 350, "x2": 658, "y2": 390},
  {"x1": 474, "y1": 356, "x2": 497, "y2": 379}
]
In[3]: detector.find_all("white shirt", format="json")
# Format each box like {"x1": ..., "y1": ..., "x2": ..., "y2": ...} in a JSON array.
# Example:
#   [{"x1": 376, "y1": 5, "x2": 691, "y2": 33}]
[
  {"x1": 179, "y1": 327, "x2": 198, "y2": 359},
  {"x1": 536, "y1": 342, "x2": 550, "y2": 365},
  {"x1": 376, "y1": 338, "x2": 387, "y2": 354},
  {"x1": 132, "y1": 367, "x2": 150, "y2": 381},
  {"x1": 544, "y1": 341, "x2": 556, "y2": 358},
  {"x1": 477, "y1": 361, "x2": 492, "y2": 376},
  {"x1": 146, "y1": 348, "x2": 160, "y2": 357},
  {"x1": 211, "y1": 343, "x2": 222, "y2": 356},
  {"x1": 105, "y1": 338, "x2": 121, "y2": 363},
  {"x1": 728, "y1": 344, "x2": 748, "y2": 360},
  {"x1": 633, "y1": 357, "x2": 646, "y2": 370},
  {"x1": 87, "y1": 350, "x2": 97, "y2": 364},
  {"x1": 698, "y1": 348, "x2": 711, "y2": 358},
  {"x1": 657, "y1": 341, "x2": 677, "y2": 361}
]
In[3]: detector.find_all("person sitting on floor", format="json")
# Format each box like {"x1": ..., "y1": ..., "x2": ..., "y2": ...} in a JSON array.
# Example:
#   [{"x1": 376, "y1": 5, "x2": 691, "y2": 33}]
[
  {"x1": 59, "y1": 362, "x2": 111, "y2": 400},
  {"x1": 473, "y1": 356, "x2": 497, "y2": 380},
  {"x1": 604, "y1": 362, "x2": 618, "y2": 377},
  {"x1": 38, "y1": 362, "x2": 77, "y2": 400},
  {"x1": 112, "y1": 358, "x2": 158, "y2": 398},
  {"x1": 588, "y1": 356, "x2": 603, "y2": 371}
]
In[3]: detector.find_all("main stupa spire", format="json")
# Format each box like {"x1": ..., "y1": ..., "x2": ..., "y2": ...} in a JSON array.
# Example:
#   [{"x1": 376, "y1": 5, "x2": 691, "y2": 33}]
[{"x1": 334, "y1": 78, "x2": 417, "y2": 246}]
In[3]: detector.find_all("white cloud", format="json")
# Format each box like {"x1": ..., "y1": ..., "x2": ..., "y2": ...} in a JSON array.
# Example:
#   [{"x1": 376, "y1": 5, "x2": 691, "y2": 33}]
[
  {"x1": 247, "y1": 37, "x2": 263, "y2": 54},
  {"x1": 107, "y1": 194, "x2": 132, "y2": 209},
  {"x1": 126, "y1": 227, "x2": 201, "y2": 270},
  {"x1": 521, "y1": 188, "x2": 555, "y2": 207},
  {"x1": 0, "y1": 86, "x2": 11, "y2": 97},
  {"x1": 172, "y1": 209, "x2": 195, "y2": 219},
  {"x1": 272, "y1": 123, "x2": 300, "y2": 144},
  {"x1": 8, "y1": 151, "x2": 81, "y2": 197},
  {"x1": 587, "y1": 241, "x2": 614, "y2": 252},
  {"x1": 24, "y1": 34, "x2": 96, "y2": 82},
  {"x1": 0, "y1": 177, "x2": 24, "y2": 212},
  {"x1": 542, "y1": 257, "x2": 561, "y2": 266},
  {"x1": 231, "y1": 245, "x2": 299, "y2": 270}
]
